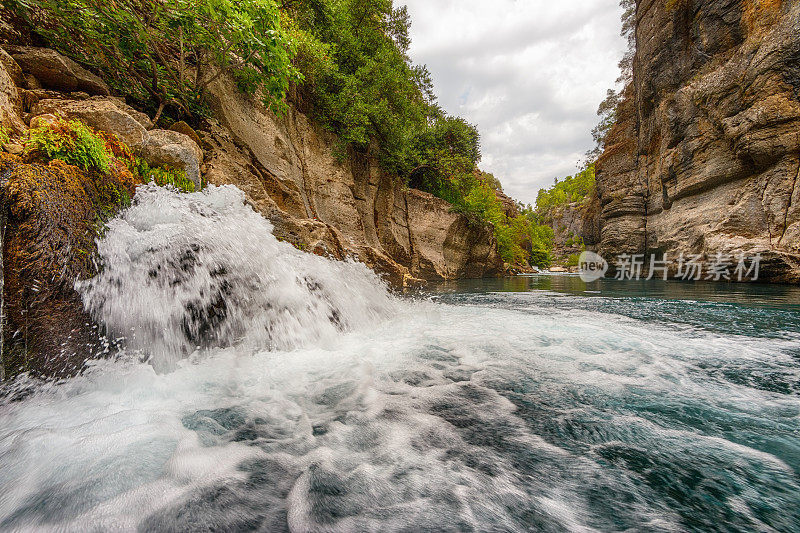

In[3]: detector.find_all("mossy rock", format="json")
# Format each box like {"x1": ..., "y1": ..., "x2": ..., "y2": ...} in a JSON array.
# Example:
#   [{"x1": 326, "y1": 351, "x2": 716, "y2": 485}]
[{"x1": 1, "y1": 152, "x2": 140, "y2": 378}]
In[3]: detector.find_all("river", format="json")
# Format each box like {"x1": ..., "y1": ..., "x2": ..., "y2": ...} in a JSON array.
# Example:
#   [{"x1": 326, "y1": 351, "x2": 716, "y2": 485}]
[{"x1": 0, "y1": 186, "x2": 798, "y2": 532}]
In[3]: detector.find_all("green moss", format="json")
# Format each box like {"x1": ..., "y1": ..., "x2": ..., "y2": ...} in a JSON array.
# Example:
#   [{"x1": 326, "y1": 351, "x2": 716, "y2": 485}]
[
  {"x1": 132, "y1": 158, "x2": 195, "y2": 193},
  {"x1": 25, "y1": 119, "x2": 112, "y2": 173}
]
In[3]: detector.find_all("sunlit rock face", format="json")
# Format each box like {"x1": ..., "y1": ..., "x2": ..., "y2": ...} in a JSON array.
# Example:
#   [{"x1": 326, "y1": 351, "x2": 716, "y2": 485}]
[
  {"x1": 595, "y1": 0, "x2": 800, "y2": 282},
  {"x1": 203, "y1": 75, "x2": 503, "y2": 285}
]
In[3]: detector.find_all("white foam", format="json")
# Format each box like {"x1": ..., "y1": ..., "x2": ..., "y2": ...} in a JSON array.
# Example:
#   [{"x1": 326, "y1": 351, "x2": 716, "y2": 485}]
[{"x1": 0, "y1": 185, "x2": 797, "y2": 531}]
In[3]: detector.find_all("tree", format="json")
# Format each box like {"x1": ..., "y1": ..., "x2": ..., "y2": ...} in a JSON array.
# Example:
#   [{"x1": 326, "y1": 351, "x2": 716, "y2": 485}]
[
  {"x1": 584, "y1": 0, "x2": 635, "y2": 163},
  {"x1": 6, "y1": 0, "x2": 299, "y2": 121}
]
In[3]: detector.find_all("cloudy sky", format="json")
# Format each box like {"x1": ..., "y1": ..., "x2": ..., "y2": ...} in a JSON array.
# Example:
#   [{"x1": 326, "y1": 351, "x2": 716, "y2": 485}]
[{"x1": 400, "y1": 0, "x2": 627, "y2": 205}]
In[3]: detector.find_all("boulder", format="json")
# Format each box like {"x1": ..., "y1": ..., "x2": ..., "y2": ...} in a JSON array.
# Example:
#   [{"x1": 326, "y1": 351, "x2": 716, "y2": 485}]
[
  {"x1": 2, "y1": 143, "x2": 23, "y2": 155},
  {"x1": 29, "y1": 113, "x2": 58, "y2": 129},
  {"x1": 169, "y1": 120, "x2": 202, "y2": 147},
  {"x1": 0, "y1": 47, "x2": 24, "y2": 134},
  {"x1": 141, "y1": 129, "x2": 204, "y2": 189},
  {"x1": 0, "y1": 48, "x2": 22, "y2": 86},
  {"x1": 3, "y1": 46, "x2": 110, "y2": 96},
  {"x1": 31, "y1": 98, "x2": 148, "y2": 149}
]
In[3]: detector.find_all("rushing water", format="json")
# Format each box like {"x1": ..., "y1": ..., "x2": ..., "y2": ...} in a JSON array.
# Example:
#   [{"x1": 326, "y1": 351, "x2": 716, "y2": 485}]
[{"x1": 1, "y1": 186, "x2": 799, "y2": 532}]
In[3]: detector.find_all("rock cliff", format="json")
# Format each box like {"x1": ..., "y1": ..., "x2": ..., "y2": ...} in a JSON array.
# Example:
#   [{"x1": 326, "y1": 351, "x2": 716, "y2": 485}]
[
  {"x1": 595, "y1": 0, "x2": 800, "y2": 282},
  {"x1": 201, "y1": 76, "x2": 502, "y2": 286}
]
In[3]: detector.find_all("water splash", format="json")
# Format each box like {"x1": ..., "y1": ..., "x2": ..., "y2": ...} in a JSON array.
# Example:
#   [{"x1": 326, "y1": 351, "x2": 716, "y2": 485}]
[
  {"x1": 0, "y1": 186, "x2": 798, "y2": 531},
  {"x1": 77, "y1": 184, "x2": 397, "y2": 370}
]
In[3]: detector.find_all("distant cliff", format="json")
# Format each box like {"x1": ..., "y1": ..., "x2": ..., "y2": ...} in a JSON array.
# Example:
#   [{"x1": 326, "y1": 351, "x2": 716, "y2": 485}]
[{"x1": 595, "y1": 0, "x2": 800, "y2": 282}]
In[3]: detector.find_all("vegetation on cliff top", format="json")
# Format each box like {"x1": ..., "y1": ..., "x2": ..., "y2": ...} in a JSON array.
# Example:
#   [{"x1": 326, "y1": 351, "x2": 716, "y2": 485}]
[
  {"x1": 535, "y1": 164, "x2": 596, "y2": 215},
  {"x1": 4, "y1": 0, "x2": 550, "y2": 268},
  {"x1": 4, "y1": 0, "x2": 299, "y2": 120}
]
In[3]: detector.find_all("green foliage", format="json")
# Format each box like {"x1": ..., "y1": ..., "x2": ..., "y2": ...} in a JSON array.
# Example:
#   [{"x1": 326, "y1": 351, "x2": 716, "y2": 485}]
[
  {"x1": 25, "y1": 119, "x2": 111, "y2": 173},
  {"x1": 520, "y1": 205, "x2": 554, "y2": 268},
  {"x1": 286, "y1": 0, "x2": 434, "y2": 171},
  {"x1": 0, "y1": 124, "x2": 8, "y2": 146},
  {"x1": 132, "y1": 157, "x2": 195, "y2": 192},
  {"x1": 7, "y1": 0, "x2": 299, "y2": 119},
  {"x1": 584, "y1": 0, "x2": 634, "y2": 162},
  {"x1": 479, "y1": 171, "x2": 503, "y2": 192},
  {"x1": 588, "y1": 90, "x2": 621, "y2": 160},
  {"x1": 406, "y1": 114, "x2": 481, "y2": 201},
  {"x1": 536, "y1": 164, "x2": 595, "y2": 214},
  {"x1": 565, "y1": 253, "x2": 581, "y2": 267}
]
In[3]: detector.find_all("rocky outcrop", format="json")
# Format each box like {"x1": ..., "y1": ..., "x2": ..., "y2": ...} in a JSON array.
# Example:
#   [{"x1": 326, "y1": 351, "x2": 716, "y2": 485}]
[
  {"x1": 31, "y1": 97, "x2": 151, "y2": 149},
  {"x1": 595, "y1": 0, "x2": 800, "y2": 282},
  {"x1": 4, "y1": 46, "x2": 110, "y2": 95},
  {"x1": 141, "y1": 129, "x2": 204, "y2": 189},
  {"x1": 203, "y1": 75, "x2": 502, "y2": 284},
  {"x1": 543, "y1": 202, "x2": 589, "y2": 262}
]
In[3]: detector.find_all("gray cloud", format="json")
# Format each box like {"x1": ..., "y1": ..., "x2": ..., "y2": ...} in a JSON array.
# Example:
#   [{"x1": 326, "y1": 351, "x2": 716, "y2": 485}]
[{"x1": 401, "y1": 0, "x2": 627, "y2": 204}]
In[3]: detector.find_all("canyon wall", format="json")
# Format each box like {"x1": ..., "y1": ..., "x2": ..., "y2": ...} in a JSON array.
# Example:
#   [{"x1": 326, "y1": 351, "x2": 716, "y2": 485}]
[
  {"x1": 595, "y1": 0, "x2": 800, "y2": 282},
  {"x1": 201, "y1": 76, "x2": 502, "y2": 286}
]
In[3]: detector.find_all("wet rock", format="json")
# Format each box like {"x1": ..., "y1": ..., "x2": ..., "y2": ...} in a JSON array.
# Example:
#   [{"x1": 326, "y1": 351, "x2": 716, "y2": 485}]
[
  {"x1": 31, "y1": 97, "x2": 149, "y2": 149},
  {"x1": 3, "y1": 46, "x2": 110, "y2": 95},
  {"x1": 0, "y1": 153, "x2": 140, "y2": 378},
  {"x1": 141, "y1": 129, "x2": 204, "y2": 189}
]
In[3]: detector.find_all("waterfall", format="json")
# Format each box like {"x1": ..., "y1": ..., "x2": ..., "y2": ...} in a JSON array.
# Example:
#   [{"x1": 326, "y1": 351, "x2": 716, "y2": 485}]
[{"x1": 77, "y1": 184, "x2": 397, "y2": 371}]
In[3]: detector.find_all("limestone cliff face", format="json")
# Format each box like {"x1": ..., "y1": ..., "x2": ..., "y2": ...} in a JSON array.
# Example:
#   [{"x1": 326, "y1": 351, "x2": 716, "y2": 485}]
[
  {"x1": 541, "y1": 202, "x2": 598, "y2": 262},
  {"x1": 596, "y1": 0, "x2": 800, "y2": 282},
  {"x1": 202, "y1": 76, "x2": 502, "y2": 285}
]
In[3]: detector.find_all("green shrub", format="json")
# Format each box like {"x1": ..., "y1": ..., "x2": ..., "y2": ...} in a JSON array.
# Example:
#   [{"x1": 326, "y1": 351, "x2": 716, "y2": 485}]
[
  {"x1": 286, "y1": 0, "x2": 434, "y2": 173},
  {"x1": 0, "y1": 124, "x2": 9, "y2": 146},
  {"x1": 565, "y1": 253, "x2": 581, "y2": 267},
  {"x1": 535, "y1": 164, "x2": 595, "y2": 214},
  {"x1": 7, "y1": 0, "x2": 299, "y2": 120},
  {"x1": 132, "y1": 157, "x2": 195, "y2": 192},
  {"x1": 530, "y1": 248, "x2": 551, "y2": 269},
  {"x1": 25, "y1": 119, "x2": 111, "y2": 173}
]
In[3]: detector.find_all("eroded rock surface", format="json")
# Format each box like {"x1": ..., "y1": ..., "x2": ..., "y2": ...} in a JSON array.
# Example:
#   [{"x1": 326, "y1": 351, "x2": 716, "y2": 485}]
[
  {"x1": 595, "y1": 0, "x2": 800, "y2": 282},
  {"x1": 205, "y1": 76, "x2": 502, "y2": 283},
  {"x1": 3, "y1": 46, "x2": 110, "y2": 96}
]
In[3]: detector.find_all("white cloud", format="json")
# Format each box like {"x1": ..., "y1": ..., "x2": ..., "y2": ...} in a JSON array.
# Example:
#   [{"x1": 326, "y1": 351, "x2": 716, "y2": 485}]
[{"x1": 401, "y1": 0, "x2": 627, "y2": 204}]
